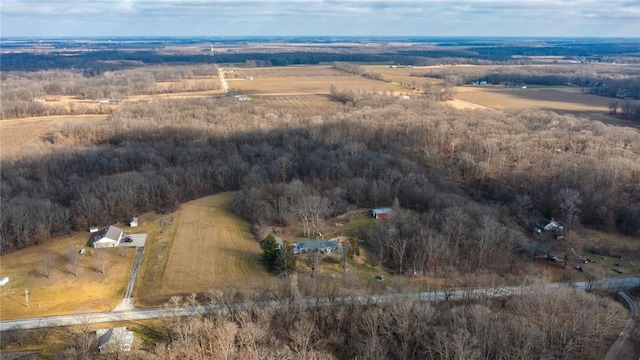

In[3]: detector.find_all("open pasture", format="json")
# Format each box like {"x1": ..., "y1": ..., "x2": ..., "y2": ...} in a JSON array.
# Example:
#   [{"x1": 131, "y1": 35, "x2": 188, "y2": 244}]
[
  {"x1": 0, "y1": 233, "x2": 135, "y2": 320},
  {"x1": 159, "y1": 193, "x2": 272, "y2": 296},
  {"x1": 0, "y1": 115, "x2": 108, "y2": 155}
]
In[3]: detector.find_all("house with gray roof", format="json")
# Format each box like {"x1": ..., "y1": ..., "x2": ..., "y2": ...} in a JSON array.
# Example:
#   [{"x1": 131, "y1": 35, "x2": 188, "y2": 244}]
[
  {"x1": 292, "y1": 240, "x2": 340, "y2": 255},
  {"x1": 93, "y1": 225, "x2": 123, "y2": 248}
]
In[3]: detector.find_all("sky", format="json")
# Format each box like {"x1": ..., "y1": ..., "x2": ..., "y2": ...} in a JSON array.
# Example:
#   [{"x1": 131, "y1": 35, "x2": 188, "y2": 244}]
[{"x1": 1, "y1": 0, "x2": 639, "y2": 38}]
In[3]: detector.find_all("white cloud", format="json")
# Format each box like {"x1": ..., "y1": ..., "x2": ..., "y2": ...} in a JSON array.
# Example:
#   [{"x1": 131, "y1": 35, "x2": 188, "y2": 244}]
[{"x1": 1, "y1": 0, "x2": 638, "y2": 36}]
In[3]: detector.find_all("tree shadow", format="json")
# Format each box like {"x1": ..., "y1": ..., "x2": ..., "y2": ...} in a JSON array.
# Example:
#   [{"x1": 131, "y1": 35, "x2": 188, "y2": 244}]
[{"x1": 5, "y1": 295, "x2": 28, "y2": 308}]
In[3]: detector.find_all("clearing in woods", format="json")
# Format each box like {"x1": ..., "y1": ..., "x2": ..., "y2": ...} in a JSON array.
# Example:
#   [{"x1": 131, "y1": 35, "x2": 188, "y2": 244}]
[{"x1": 160, "y1": 193, "x2": 272, "y2": 295}]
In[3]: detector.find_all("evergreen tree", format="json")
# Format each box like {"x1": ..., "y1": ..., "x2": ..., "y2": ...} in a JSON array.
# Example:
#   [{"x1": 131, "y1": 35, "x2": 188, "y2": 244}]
[{"x1": 261, "y1": 235, "x2": 279, "y2": 266}]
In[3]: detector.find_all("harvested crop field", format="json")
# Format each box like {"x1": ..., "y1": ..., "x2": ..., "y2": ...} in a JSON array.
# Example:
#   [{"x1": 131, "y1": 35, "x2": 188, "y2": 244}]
[
  {"x1": 0, "y1": 115, "x2": 108, "y2": 155},
  {"x1": 160, "y1": 193, "x2": 272, "y2": 295},
  {"x1": 252, "y1": 94, "x2": 330, "y2": 108},
  {"x1": 227, "y1": 75, "x2": 405, "y2": 95},
  {"x1": 228, "y1": 66, "x2": 344, "y2": 78},
  {"x1": 454, "y1": 87, "x2": 614, "y2": 113}
]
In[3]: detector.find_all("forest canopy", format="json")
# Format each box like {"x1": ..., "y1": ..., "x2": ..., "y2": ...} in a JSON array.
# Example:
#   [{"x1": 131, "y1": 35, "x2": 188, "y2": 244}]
[{"x1": 2, "y1": 95, "x2": 639, "y2": 255}]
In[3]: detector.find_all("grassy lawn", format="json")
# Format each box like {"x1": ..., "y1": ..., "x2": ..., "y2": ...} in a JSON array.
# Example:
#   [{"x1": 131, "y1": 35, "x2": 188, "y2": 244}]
[
  {"x1": 137, "y1": 192, "x2": 274, "y2": 306},
  {"x1": 0, "y1": 232, "x2": 135, "y2": 320},
  {"x1": 579, "y1": 229, "x2": 640, "y2": 276}
]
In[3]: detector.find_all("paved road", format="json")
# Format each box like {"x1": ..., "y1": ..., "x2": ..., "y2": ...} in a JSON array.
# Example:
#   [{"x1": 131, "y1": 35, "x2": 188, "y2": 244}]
[
  {"x1": 1, "y1": 276, "x2": 637, "y2": 332},
  {"x1": 604, "y1": 290, "x2": 638, "y2": 360}
]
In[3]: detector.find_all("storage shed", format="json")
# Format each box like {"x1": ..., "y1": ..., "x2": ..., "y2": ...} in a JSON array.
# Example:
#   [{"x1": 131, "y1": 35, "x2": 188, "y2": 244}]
[{"x1": 371, "y1": 208, "x2": 393, "y2": 219}]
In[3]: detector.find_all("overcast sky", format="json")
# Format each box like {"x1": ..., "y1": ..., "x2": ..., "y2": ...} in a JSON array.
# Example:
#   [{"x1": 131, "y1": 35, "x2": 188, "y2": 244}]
[{"x1": 1, "y1": 0, "x2": 639, "y2": 38}]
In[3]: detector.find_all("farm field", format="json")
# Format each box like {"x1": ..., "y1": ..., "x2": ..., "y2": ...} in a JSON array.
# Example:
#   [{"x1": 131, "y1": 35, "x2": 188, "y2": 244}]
[
  {"x1": 152, "y1": 76, "x2": 221, "y2": 93},
  {"x1": 251, "y1": 94, "x2": 330, "y2": 108},
  {"x1": 159, "y1": 193, "x2": 273, "y2": 296},
  {"x1": 453, "y1": 86, "x2": 618, "y2": 118},
  {"x1": 361, "y1": 65, "x2": 443, "y2": 88},
  {"x1": 0, "y1": 232, "x2": 135, "y2": 320},
  {"x1": 227, "y1": 65, "x2": 344, "y2": 78},
  {"x1": 0, "y1": 115, "x2": 109, "y2": 155},
  {"x1": 227, "y1": 74, "x2": 405, "y2": 95}
]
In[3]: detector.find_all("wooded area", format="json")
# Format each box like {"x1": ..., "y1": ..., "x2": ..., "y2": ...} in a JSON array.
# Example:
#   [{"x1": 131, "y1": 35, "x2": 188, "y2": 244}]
[
  {"x1": 2, "y1": 95, "x2": 639, "y2": 259},
  {"x1": 39, "y1": 285, "x2": 627, "y2": 359}
]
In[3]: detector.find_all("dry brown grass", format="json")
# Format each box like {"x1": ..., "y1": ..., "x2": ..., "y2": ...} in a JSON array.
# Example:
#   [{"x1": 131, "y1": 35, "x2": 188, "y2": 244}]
[
  {"x1": 0, "y1": 232, "x2": 135, "y2": 320},
  {"x1": 159, "y1": 193, "x2": 273, "y2": 296},
  {"x1": 0, "y1": 115, "x2": 108, "y2": 155}
]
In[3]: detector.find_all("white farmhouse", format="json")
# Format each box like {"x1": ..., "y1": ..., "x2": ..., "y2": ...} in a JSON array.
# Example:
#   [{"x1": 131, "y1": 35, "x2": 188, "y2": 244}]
[{"x1": 93, "y1": 225, "x2": 123, "y2": 248}]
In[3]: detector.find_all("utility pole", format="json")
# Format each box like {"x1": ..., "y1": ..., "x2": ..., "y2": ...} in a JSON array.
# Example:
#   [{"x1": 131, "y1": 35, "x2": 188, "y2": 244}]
[{"x1": 25, "y1": 289, "x2": 29, "y2": 307}]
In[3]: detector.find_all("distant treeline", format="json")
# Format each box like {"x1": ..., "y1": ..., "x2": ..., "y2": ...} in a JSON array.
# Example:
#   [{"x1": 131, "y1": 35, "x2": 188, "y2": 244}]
[
  {"x1": 0, "y1": 51, "x2": 433, "y2": 73},
  {"x1": 7, "y1": 43, "x2": 640, "y2": 74}
]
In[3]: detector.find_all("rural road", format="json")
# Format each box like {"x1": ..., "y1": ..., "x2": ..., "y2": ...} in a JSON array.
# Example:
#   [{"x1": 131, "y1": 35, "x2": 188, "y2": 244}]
[
  {"x1": 1, "y1": 276, "x2": 638, "y2": 332},
  {"x1": 604, "y1": 290, "x2": 638, "y2": 360},
  {"x1": 216, "y1": 64, "x2": 229, "y2": 93}
]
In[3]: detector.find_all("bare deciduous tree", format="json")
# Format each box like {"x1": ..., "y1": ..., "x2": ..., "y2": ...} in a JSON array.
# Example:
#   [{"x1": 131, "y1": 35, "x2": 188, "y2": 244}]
[
  {"x1": 558, "y1": 188, "x2": 582, "y2": 229},
  {"x1": 67, "y1": 245, "x2": 80, "y2": 276},
  {"x1": 95, "y1": 248, "x2": 108, "y2": 274},
  {"x1": 306, "y1": 249, "x2": 322, "y2": 278},
  {"x1": 293, "y1": 195, "x2": 330, "y2": 238},
  {"x1": 40, "y1": 251, "x2": 55, "y2": 279}
]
